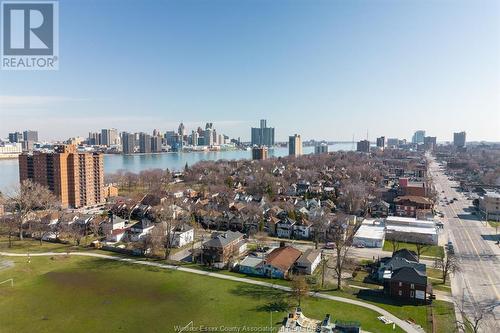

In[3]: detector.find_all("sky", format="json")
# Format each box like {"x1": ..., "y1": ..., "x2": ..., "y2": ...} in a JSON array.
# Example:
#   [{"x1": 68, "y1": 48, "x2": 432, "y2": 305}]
[{"x1": 0, "y1": 0, "x2": 499, "y2": 142}]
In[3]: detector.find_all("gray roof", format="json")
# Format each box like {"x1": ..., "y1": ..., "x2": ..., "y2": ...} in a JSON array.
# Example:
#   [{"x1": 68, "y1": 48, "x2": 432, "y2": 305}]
[
  {"x1": 385, "y1": 257, "x2": 426, "y2": 274},
  {"x1": 391, "y1": 266, "x2": 427, "y2": 285},
  {"x1": 239, "y1": 256, "x2": 264, "y2": 268},
  {"x1": 296, "y1": 249, "x2": 321, "y2": 266},
  {"x1": 203, "y1": 230, "x2": 244, "y2": 248}
]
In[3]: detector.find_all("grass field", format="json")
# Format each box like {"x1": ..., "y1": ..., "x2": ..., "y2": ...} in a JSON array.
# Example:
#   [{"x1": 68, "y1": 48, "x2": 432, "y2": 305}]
[
  {"x1": 383, "y1": 242, "x2": 444, "y2": 258},
  {"x1": 0, "y1": 255, "x2": 407, "y2": 333}
]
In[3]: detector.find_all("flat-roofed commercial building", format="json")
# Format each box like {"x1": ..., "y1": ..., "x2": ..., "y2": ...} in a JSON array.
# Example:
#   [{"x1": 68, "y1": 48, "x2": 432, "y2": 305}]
[
  {"x1": 479, "y1": 192, "x2": 500, "y2": 220},
  {"x1": 19, "y1": 144, "x2": 104, "y2": 208},
  {"x1": 385, "y1": 216, "x2": 438, "y2": 245}
]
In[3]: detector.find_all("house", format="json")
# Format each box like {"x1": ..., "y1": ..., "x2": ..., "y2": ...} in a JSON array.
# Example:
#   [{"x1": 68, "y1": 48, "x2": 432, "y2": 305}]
[
  {"x1": 293, "y1": 219, "x2": 312, "y2": 239},
  {"x1": 171, "y1": 224, "x2": 194, "y2": 247},
  {"x1": 374, "y1": 249, "x2": 425, "y2": 281},
  {"x1": 129, "y1": 219, "x2": 155, "y2": 241},
  {"x1": 102, "y1": 214, "x2": 128, "y2": 242},
  {"x1": 295, "y1": 249, "x2": 322, "y2": 275},
  {"x1": 368, "y1": 200, "x2": 390, "y2": 217},
  {"x1": 383, "y1": 266, "x2": 429, "y2": 303},
  {"x1": 276, "y1": 217, "x2": 296, "y2": 238},
  {"x1": 394, "y1": 196, "x2": 433, "y2": 217},
  {"x1": 260, "y1": 246, "x2": 302, "y2": 279},
  {"x1": 201, "y1": 231, "x2": 246, "y2": 267}
]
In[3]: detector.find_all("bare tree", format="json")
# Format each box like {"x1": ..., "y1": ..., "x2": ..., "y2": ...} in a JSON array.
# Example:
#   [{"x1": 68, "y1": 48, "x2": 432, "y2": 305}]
[
  {"x1": 155, "y1": 202, "x2": 179, "y2": 258},
  {"x1": 455, "y1": 295, "x2": 495, "y2": 333},
  {"x1": 327, "y1": 214, "x2": 357, "y2": 290},
  {"x1": 6, "y1": 180, "x2": 58, "y2": 241},
  {"x1": 290, "y1": 274, "x2": 309, "y2": 306},
  {"x1": 145, "y1": 222, "x2": 168, "y2": 258},
  {"x1": 387, "y1": 238, "x2": 401, "y2": 253},
  {"x1": 63, "y1": 222, "x2": 86, "y2": 247},
  {"x1": 434, "y1": 252, "x2": 460, "y2": 284},
  {"x1": 0, "y1": 216, "x2": 18, "y2": 248}
]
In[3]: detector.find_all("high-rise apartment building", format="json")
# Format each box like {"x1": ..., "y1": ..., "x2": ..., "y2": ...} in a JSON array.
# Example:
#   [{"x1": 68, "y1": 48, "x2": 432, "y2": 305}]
[
  {"x1": 88, "y1": 132, "x2": 101, "y2": 145},
  {"x1": 356, "y1": 140, "x2": 370, "y2": 153},
  {"x1": 289, "y1": 134, "x2": 303, "y2": 156},
  {"x1": 252, "y1": 146, "x2": 268, "y2": 160},
  {"x1": 122, "y1": 132, "x2": 135, "y2": 154},
  {"x1": 453, "y1": 131, "x2": 466, "y2": 148},
  {"x1": 376, "y1": 136, "x2": 386, "y2": 149},
  {"x1": 19, "y1": 145, "x2": 104, "y2": 208},
  {"x1": 251, "y1": 119, "x2": 275, "y2": 147},
  {"x1": 314, "y1": 143, "x2": 329, "y2": 154},
  {"x1": 412, "y1": 130, "x2": 426, "y2": 144}
]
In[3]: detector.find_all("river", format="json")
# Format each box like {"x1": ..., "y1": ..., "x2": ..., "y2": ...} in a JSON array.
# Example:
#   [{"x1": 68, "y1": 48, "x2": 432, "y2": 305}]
[{"x1": 0, "y1": 143, "x2": 353, "y2": 193}]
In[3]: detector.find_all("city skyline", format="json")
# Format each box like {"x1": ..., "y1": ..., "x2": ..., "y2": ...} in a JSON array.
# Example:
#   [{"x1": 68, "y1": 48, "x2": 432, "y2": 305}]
[{"x1": 0, "y1": 0, "x2": 498, "y2": 142}]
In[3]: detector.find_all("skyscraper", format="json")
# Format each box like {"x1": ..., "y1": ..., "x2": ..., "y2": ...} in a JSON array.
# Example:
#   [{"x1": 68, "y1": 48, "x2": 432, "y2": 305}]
[
  {"x1": 412, "y1": 130, "x2": 426, "y2": 144},
  {"x1": 139, "y1": 132, "x2": 152, "y2": 153},
  {"x1": 151, "y1": 135, "x2": 162, "y2": 153},
  {"x1": 88, "y1": 132, "x2": 101, "y2": 145},
  {"x1": 251, "y1": 119, "x2": 275, "y2": 147},
  {"x1": 101, "y1": 129, "x2": 118, "y2": 146},
  {"x1": 23, "y1": 130, "x2": 38, "y2": 142},
  {"x1": 424, "y1": 136, "x2": 437, "y2": 150},
  {"x1": 453, "y1": 131, "x2": 466, "y2": 148},
  {"x1": 19, "y1": 145, "x2": 104, "y2": 208},
  {"x1": 8, "y1": 132, "x2": 23, "y2": 143},
  {"x1": 289, "y1": 134, "x2": 302, "y2": 156},
  {"x1": 122, "y1": 132, "x2": 135, "y2": 154},
  {"x1": 376, "y1": 136, "x2": 386, "y2": 149},
  {"x1": 356, "y1": 140, "x2": 370, "y2": 153}
]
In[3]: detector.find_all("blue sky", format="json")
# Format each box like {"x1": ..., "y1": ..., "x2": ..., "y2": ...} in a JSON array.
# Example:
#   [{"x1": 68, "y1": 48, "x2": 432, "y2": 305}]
[{"x1": 0, "y1": 0, "x2": 499, "y2": 142}]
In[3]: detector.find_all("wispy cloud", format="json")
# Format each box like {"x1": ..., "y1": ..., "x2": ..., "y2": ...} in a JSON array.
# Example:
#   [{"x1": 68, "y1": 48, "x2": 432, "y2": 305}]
[{"x1": 0, "y1": 95, "x2": 88, "y2": 108}]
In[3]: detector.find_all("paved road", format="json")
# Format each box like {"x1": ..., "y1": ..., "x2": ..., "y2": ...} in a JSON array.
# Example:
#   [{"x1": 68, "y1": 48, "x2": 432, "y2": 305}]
[
  {"x1": 0, "y1": 250, "x2": 420, "y2": 333},
  {"x1": 428, "y1": 156, "x2": 500, "y2": 331}
]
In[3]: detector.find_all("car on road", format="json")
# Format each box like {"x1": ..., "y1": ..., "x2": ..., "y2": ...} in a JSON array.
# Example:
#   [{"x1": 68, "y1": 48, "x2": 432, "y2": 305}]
[{"x1": 324, "y1": 242, "x2": 335, "y2": 249}]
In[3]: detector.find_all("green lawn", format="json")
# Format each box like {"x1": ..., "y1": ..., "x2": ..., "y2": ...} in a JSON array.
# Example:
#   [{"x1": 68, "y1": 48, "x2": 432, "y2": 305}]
[
  {"x1": 383, "y1": 241, "x2": 444, "y2": 258},
  {"x1": 0, "y1": 255, "x2": 406, "y2": 333}
]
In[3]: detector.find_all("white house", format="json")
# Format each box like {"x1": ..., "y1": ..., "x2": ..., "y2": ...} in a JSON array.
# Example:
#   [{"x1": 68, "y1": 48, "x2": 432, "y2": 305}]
[
  {"x1": 295, "y1": 249, "x2": 322, "y2": 275},
  {"x1": 171, "y1": 224, "x2": 194, "y2": 247},
  {"x1": 129, "y1": 219, "x2": 155, "y2": 241}
]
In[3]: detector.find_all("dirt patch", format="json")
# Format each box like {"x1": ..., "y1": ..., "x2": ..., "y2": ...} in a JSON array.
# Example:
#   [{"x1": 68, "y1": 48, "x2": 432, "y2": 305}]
[{"x1": 44, "y1": 271, "x2": 181, "y2": 302}]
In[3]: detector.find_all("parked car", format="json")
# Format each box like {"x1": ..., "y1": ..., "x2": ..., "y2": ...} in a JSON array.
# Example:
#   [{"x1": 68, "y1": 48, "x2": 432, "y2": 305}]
[{"x1": 324, "y1": 242, "x2": 335, "y2": 249}]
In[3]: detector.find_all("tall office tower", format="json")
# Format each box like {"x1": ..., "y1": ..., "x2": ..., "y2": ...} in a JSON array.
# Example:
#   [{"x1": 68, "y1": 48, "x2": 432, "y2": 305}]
[
  {"x1": 453, "y1": 131, "x2": 466, "y2": 148},
  {"x1": 289, "y1": 134, "x2": 303, "y2": 156},
  {"x1": 178, "y1": 123, "x2": 186, "y2": 136},
  {"x1": 139, "y1": 132, "x2": 152, "y2": 153},
  {"x1": 23, "y1": 130, "x2": 38, "y2": 142},
  {"x1": 314, "y1": 142, "x2": 329, "y2": 154},
  {"x1": 8, "y1": 132, "x2": 23, "y2": 143},
  {"x1": 101, "y1": 128, "x2": 118, "y2": 146},
  {"x1": 88, "y1": 132, "x2": 101, "y2": 145},
  {"x1": 152, "y1": 129, "x2": 162, "y2": 137},
  {"x1": 412, "y1": 130, "x2": 426, "y2": 144},
  {"x1": 164, "y1": 131, "x2": 176, "y2": 146},
  {"x1": 191, "y1": 130, "x2": 199, "y2": 146},
  {"x1": 151, "y1": 135, "x2": 162, "y2": 153},
  {"x1": 356, "y1": 140, "x2": 370, "y2": 153},
  {"x1": 122, "y1": 132, "x2": 136, "y2": 154},
  {"x1": 204, "y1": 128, "x2": 214, "y2": 146},
  {"x1": 424, "y1": 136, "x2": 437, "y2": 150},
  {"x1": 376, "y1": 136, "x2": 386, "y2": 149},
  {"x1": 252, "y1": 146, "x2": 268, "y2": 160},
  {"x1": 19, "y1": 144, "x2": 104, "y2": 208},
  {"x1": 251, "y1": 119, "x2": 275, "y2": 147}
]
